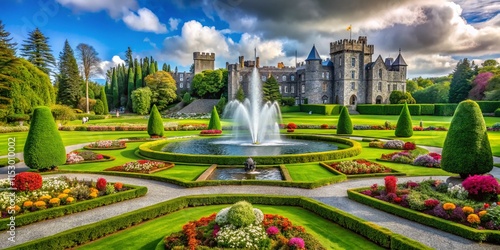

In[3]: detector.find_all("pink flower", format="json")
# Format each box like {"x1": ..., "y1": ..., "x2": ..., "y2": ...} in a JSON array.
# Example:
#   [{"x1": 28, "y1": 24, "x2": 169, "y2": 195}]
[
  {"x1": 288, "y1": 237, "x2": 305, "y2": 249},
  {"x1": 266, "y1": 226, "x2": 280, "y2": 236}
]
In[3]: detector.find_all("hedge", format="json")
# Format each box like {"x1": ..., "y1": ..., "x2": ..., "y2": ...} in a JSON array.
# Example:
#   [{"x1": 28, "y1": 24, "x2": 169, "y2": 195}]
[
  {"x1": 75, "y1": 114, "x2": 109, "y2": 120},
  {"x1": 280, "y1": 105, "x2": 300, "y2": 113},
  {"x1": 0, "y1": 158, "x2": 20, "y2": 167},
  {"x1": 300, "y1": 104, "x2": 341, "y2": 115},
  {"x1": 0, "y1": 184, "x2": 147, "y2": 231},
  {"x1": 138, "y1": 134, "x2": 362, "y2": 165},
  {"x1": 347, "y1": 188, "x2": 500, "y2": 243},
  {"x1": 476, "y1": 101, "x2": 500, "y2": 113},
  {"x1": 434, "y1": 104, "x2": 458, "y2": 116},
  {"x1": 495, "y1": 108, "x2": 500, "y2": 117},
  {"x1": 10, "y1": 195, "x2": 432, "y2": 250},
  {"x1": 357, "y1": 102, "x2": 500, "y2": 116}
]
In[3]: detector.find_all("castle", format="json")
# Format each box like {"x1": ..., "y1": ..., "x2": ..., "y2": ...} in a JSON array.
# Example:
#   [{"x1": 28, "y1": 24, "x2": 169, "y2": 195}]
[{"x1": 174, "y1": 36, "x2": 407, "y2": 106}]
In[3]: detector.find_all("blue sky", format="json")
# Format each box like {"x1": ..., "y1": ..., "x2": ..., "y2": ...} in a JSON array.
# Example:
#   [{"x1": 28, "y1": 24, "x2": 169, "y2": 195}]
[{"x1": 2, "y1": 0, "x2": 500, "y2": 81}]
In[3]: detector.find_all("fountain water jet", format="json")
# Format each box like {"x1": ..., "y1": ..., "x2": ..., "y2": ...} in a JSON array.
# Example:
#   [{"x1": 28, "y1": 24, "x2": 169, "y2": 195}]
[{"x1": 223, "y1": 67, "x2": 282, "y2": 144}]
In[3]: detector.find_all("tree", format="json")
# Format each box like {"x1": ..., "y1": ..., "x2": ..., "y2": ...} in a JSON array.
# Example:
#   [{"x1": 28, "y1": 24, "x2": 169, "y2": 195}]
[
  {"x1": 191, "y1": 69, "x2": 227, "y2": 98},
  {"x1": 76, "y1": 43, "x2": 102, "y2": 113},
  {"x1": 20, "y1": 28, "x2": 56, "y2": 75},
  {"x1": 216, "y1": 96, "x2": 226, "y2": 115},
  {"x1": 99, "y1": 87, "x2": 109, "y2": 114},
  {"x1": 336, "y1": 106, "x2": 352, "y2": 134},
  {"x1": 162, "y1": 63, "x2": 168, "y2": 71},
  {"x1": 93, "y1": 99, "x2": 104, "y2": 115},
  {"x1": 111, "y1": 68, "x2": 119, "y2": 108},
  {"x1": 395, "y1": 102, "x2": 413, "y2": 137},
  {"x1": 449, "y1": 58, "x2": 474, "y2": 103},
  {"x1": 126, "y1": 65, "x2": 135, "y2": 111},
  {"x1": 390, "y1": 91, "x2": 415, "y2": 104},
  {"x1": 208, "y1": 106, "x2": 222, "y2": 130},
  {"x1": 484, "y1": 75, "x2": 500, "y2": 101},
  {"x1": 134, "y1": 58, "x2": 143, "y2": 89},
  {"x1": 236, "y1": 85, "x2": 245, "y2": 102},
  {"x1": 124, "y1": 47, "x2": 133, "y2": 68},
  {"x1": 182, "y1": 92, "x2": 192, "y2": 104},
  {"x1": 0, "y1": 20, "x2": 19, "y2": 115},
  {"x1": 147, "y1": 104, "x2": 164, "y2": 137},
  {"x1": 405, "y1": 79, "x2": 419, "y2": 93},
  {"x1": 413, "y1": 82, "x2": 450, "y2": 103},
  {"x1": 468, "y1": 72, "x2": 494, "y2": 100},
  {"x1": 262, "y1": 76, "x2": 282, "y2": 103},
  {"x1": 144, "y1": 71, "x2": 177, "y2": 111},
  {"x1": 131, "y1": 87, "x2": 152, "y2": 115},
  {"x1": 56, "y1": 40, "x2": 81, "y2": 107},
  {"x1": 441, "y1": 100, "x2": 492, "y2": 178},
  {"x1": 24, "y1": 106, "x2": 66, "y2": 170}
]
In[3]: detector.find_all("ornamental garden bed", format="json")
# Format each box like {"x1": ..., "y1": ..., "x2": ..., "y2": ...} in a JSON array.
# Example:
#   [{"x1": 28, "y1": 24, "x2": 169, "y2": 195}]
[
  {"x1": 0, "y1": 173, "x2": 147, "y2": 230},
  {"x1": 368, "y1": 140, "x2": 417, "y2": 150},
  {"x1": 65, "y1": 150, "x2": 115, "y2": 165},
  {"x1": 347, "y1": 175, "x2": 500, "y2": 243},
  {"x1": 321, "y1": 159, "x2": 404, "y2": 177},
  {"x1": 117, "y1": 137, "x2": 165, "y2": 142},
  {"x1": 199, "y1": 129, "x2": 222, "y2": 136},
  {"x1": 83, "y1": 140, "x2": 127, "y2": 150},
  {"x1": 104, "y1": 160, "x2": 174, "y2": 174},
  {"x1": 378, "y1": 151, "x2": 441, "y2": 168}
]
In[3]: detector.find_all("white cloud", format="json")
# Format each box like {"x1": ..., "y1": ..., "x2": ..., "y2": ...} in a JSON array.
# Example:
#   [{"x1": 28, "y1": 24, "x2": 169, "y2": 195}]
[
  {"x1": 122, "y1": 8, "x2": 167, "y2": 34},
  {"x1": 168, "y1": 18, "x2": 181, "y2": 31},
  {"x1": 143, "y1": 37, "x2": 157, "y2": 49},
  {"x1": 56, "y1": 0, "x2": 137, "y2": 18},
  {"x1": 99, "y1": 55, "x2": 126, "y2": 79}
]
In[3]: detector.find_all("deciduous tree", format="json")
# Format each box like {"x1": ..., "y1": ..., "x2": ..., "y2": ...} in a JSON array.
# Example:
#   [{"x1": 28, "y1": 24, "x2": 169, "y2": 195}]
[{"x1": 76, "y1": 43, "x2": 102, "y2": 113}]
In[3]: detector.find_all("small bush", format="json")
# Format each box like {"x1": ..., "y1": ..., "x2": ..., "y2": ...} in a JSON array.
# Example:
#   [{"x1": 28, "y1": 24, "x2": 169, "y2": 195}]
[
  {"x1": 395, "y1": 102, "x2": 413, "y2": 137},
  {"x1": 13, "y1": 172, "x2": 43, "y2": 191},
  {"x1": 7, "y1": 113, "x2": 30, "y2": 123},
  {"x1": 286, "y1": 123, "x2": 297, "y2": 129},
  {"x1": 147, "y1": 104, "x2": 164, "y2": 137},
  {"x1": 336, "y1": 106, "x2": 353, "y2": 134},
  {"x1": 227, "y1": 201, "x2": 256, "y2": 227},
  {"x1": 93, "y1": 100, "x2": 105, "y2": 115},
  {"x1": 51, "y1": 104, "x2": 76, "y2": 122},
  {"x1": 462, "y1": 175, "x2": 500, "y2": 202},
  {"x1": 495, "y1": 108, "x2": 500, "y2": 117},
  {"x1": 207, "y1": 106, "x2": 222, "y2": 130}
]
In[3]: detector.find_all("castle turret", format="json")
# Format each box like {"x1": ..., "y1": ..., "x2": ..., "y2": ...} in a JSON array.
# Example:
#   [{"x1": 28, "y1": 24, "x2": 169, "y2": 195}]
[
  {"x1": 392, "y1": 49, "x2": 407, "y2": 83},
  {"x1": 193, "y1": 52, "x2": 215, "y2": 74}
]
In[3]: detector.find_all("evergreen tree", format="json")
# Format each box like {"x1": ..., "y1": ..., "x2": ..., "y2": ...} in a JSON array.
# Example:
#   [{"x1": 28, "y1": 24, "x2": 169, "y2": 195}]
[
  {"x1": 76, "y1": 43, "x2": 102, "y2": 113},
  {"x1": 236, "y1": 85, "x2": 245, "y2": 102},
  {"x1": 262, "y1": 76, "x2": 282, "y2": 103},
  {"x1": 154, "y1": 61, "x2": 158, "y2": 72},
  {"x1": 99, "y1": 86, "x2": 109, "y2": 114},
  {"x1": 208, "y1": 106, "x2": 222, "y2": 130},
  {"x1": 336, "y1": 106, "x2": 353, "y2": 134},
  {"x1": 144, "y1": 71, "x2": 177, "y2": 111},
  {"x1": 117, "y1": 65, "x2": 125, "y2": 105},
  {"x1": 449, "y1": 58, "x2": 474, "y2": 103},
  {"x1": 0, "y1": 20, "x2": 17, "y2": 51},
  {"x1": 57, "y1": 40, "x2": 81, "y2": 107},
  {"x1": 0, "y1": 20, "x2": 19, "y2": 113},
  {"x1": 134, "y1": 59, "x2": 143, "y2": 88},
  {"x1": 20, "y1": 28, "x2": 56, "y2": 75},
  {"x1": 150, "y1": 59, "x2": 156, "y2": 75},
  {"x1": 143, "y1": 56, "x2": 150, "y2": 78},
  {"x1": 124, "y1": 47, "x2": 133, "y2": 68},
  {"x1": 441, "y1": 100, "x2": 492, "y2": 178},
  {"x1": 126, "y1": 65, "x2": 135, "y2": 112},
  {"x1": 147, "y1": 104, "x2": 164, "y2": 137},
  {"x1": 162, "y1": 63, "x2": 168, "y2": 71},
  {"x1": 395, "y1": 102, "x2": 413, "y2": 137},
  {"x1": 111, "y1": 68, "x2": 119, "y2": 108}
]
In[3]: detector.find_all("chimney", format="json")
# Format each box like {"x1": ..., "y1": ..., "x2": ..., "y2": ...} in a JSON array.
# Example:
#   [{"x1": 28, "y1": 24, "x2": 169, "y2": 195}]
[
  {"x1": 239, "y1": 56, "x2": 244, "y2": 69},
  {"x1": 256, "y1": 57, "x2": 260, "y2": 68}
]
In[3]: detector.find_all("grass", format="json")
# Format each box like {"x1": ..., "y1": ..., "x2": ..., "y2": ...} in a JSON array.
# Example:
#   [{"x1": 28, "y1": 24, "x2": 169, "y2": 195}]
[
  {"x1": 76, "y1": 205, "x2": 384, "y2": 250},
  {"x1": 285, "y1": 163, "x2": 338, "y2": 181}
]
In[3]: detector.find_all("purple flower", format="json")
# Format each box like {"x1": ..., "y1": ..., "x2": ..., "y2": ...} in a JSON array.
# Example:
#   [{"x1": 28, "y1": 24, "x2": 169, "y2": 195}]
[
  {"x1": 288, "y1": 237, "x2": 305, "y2": 249},
  {"x1": 266, "y1": 226, "x2": 280, "y2": 236}
]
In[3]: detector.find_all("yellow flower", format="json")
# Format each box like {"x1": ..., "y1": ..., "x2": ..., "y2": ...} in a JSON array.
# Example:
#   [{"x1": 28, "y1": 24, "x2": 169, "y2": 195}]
[
  {"x1": 8, "y1": 205, "x2": 20, "y2": 213},
  {"x1": 467, "y1": 214, "x2": 480, "y2": 224},
  {"x1": 89, "y1": 188, "x2": 99, "y2": 194},
  {"x1": 66, "y1": 197, "x2": 75, "y2": 203},
  {"x1": 49, "y1": 198, "x2": 60, "y2": 206},
  {"x1": 58, "y1": 193, "x2": 68, "y2": 199},
  {"x1": 34, "y1": 201, "x2": 46, "y2": 209},
  {"x1": 89, "y1": 192, "x2": 98, "y2": 198},
  {"x1": 462, "y1": 206, "x2": 474, "y2": 214},
  {"x1": 23, "y1": 201, "x2": 33, "y2": 208},
  {"x1": 39, "y1": 195, "x2": 52, "y2": 201},
  {"x1": 63, "y1": 189, "x2": 71, "y2": 194},
  {"x1": 443, "y1": 203, "x2": 456, "y2": 211},
  {"x1": 478, "y1": 211, "x2": 487, "y2": 217}
]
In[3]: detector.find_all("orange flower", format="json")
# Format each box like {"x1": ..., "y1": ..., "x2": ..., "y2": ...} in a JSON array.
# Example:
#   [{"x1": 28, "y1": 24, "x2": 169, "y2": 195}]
[
  {"x1": 443, "y1": 203, "x2": 456, "y2": 211},
  {"x1": 23, "y1": 201, "x2": 33, "y2": 208},
  {"x1": 63, "y1": 189, "x2": 71, "y2": 194},
  {"x1": 89, "y1": 192, "x2": 98, "y2": 199},
  {"x1": 462, "y1": 206, "x2": 474, "y2": 214},
  {"x1": 478, "y1": 211, "x2": 487, "y2": 217},
  {"x1": 58, "y1": 193, "x2": 68, "y2": 199},
  {"x1": 39, "y1": 195, "x2": 52, "y2": 201},
  {"x1": 66, "y1": 197, "x2": 75, "y2": 203},
  {"x1": 89, "y1": 188, "x2": 99, "y2": 194},
  {"x1": 467, "y1": 214, "x2": 480, "y2": 224},
  {"x1": 49, "y1": 198, "x2": 60, "y2": 206},
  {"x1": 34, "y1": 201, "x2": 46, "y2": 209}
]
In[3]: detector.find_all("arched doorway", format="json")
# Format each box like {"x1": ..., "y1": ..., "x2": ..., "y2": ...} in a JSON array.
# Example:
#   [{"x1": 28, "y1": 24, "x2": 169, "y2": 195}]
[
  {"x1": 322, "y1": 95, "x2": 328, "y2": 104},
  {"x1": 349, "y1": 95, "x2": 357, "y2": 105},
  {"x1": 375, "y1": 95, "x2": 383, "y2": 104}
]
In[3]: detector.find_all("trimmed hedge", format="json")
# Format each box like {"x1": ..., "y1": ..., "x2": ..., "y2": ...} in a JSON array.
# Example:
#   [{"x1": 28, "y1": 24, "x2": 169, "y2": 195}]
[
  {"x1": 495, "y1": 108, "x2": 500, "y2": 117},
  {"x1": 10, "y1": 195, "x2": 432, "y2": 250},
  {"x1": 280, "y1": 105, "x2": 300, "y2": 113},
  {"x1": 476, "y1": 101, "x2": 500, "y2": 113},
  {"x1": 207, "y1": 106, "x2": 222, "y2": 130},
  {"x1": 75, "y1": 114, "x2": 109, "y2": 120},
  {"x1": 139, "y1": 134, "x2": 362, "y2": 165},
  {"x1": 300, "y1": 104, "x2": 341, "y2": 115},
  {"x1": 0, "y1": 157, "x2": 20, "y2": 167},
  {"x1": 147, "y1": 104, "x2": 164, "y2": 137},
  {"x1": 348, "y1": 188, "x2": 500, "y2": 243},
  {"x1": 356, "y1": 104, "x2": 422, "y2": 115},
  {"x1": 395, "y1": 102, "x2": 413, "y2": 138},
  {"x1": 434, "y1": 104, "x2": 458, "y2": 116},
  {"x1": 0, "y1": 184, "x2": 147, "y2": 231},
  {"x1": 420, "y1": 104, "x2": 435, "y2": 115},
  {"x1": 336, "y1": 106, "x2": 353, "y2": 134}
]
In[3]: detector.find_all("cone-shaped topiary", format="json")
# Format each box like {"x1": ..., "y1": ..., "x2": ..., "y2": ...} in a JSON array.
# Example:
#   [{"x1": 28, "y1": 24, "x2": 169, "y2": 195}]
[
  {"x1": 395, "y1": 102, "x2": 413, "y2": 137},
  {"x1": 24, "y1": 106, "x2": 66, "y2": 170},
  {"x1": 442, "y1": 100, "x2": 493, "y2": 178},
  {"x1": 207, "y1": 106, "x2": 222, "y2": 130},
  {"x1": 336, "y1": 106, "x2": 352, "y2": 134},
  {"x1": 147, "y1": 104, "x2": 164, "y2": 137}
]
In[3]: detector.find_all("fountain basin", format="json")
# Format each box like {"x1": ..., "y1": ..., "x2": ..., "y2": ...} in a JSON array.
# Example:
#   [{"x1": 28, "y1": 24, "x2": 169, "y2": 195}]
[
  {"x1": 196, "y1": 164, "x2": 288, "y2": 181},
  {"x1": 139, "y1": 134, "x2": 361, "y2": 165}
]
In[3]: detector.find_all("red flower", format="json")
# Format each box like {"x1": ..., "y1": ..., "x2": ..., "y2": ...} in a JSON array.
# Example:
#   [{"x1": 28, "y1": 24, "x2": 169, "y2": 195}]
[
  {"x1": 394, "y1": 197, "x2": 402, "y2": 203},
  {"x1": 96, "y1": 178, "x2": 107, "y2": 191},
  {"x1": 484, "y1": 203, "x2": 490, "y2": 209},
  {"x1": 13, "y1": 172, "x2": 43, "y2": 191}
]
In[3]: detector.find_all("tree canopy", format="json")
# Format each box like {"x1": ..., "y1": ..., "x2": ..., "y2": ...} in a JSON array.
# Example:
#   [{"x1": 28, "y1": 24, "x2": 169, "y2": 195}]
[
  {"x1": 144, "y1": 71, "x2": 177, "y2": 111},
  {"x1": 20, "y1": 28, "x2": 56, "y2": 75},
  {"x1": 449, "y1": 58, "x2": 474, "y2": 103},
  {"x1": 262, "y1": 76, "x2": 282, "y2": 103},
  {"x1": 191, "y1": 69, "x2": 227, "y2": 98}
]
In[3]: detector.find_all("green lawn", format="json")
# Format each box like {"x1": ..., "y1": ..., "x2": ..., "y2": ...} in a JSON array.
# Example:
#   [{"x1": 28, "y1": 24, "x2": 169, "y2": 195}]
[
  {"x1": 285, "y1": 163, "x2": 338, "y2": 181},
  {"x1": 76, "y1": 205, "x2": 383, "y2": 250}
]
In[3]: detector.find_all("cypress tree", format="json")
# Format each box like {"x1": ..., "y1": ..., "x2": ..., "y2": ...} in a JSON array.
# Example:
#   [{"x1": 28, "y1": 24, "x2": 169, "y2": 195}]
[
  {"x1": 124, "y1": 47, "x2": 133, "y2": 68},
  {"x1": 99, "y1": 86, "x2": 109, "y2": 114},
  {"x1": 336, "y1": 106, "x2": 353, "y2": 134},
  {"x1": 395, "y1": 102, "x2": 413, "y2": 137},
  {"x1": 56, "y1": 40, "x2": 81, "y2": 107},
  {"x1": 150, "y1": 59, "x2": 156, "y2": 75},
  {"x1": 20, "y1": 28, "x2": 56, "y2": 75},
  {"x1": 134, "y1": 59, "x2": 143, "y2": 88},
  {"x1": 147, "y1": 104, "x2": 164, "y2": 137},
  {"x1": 449, "y1": 59, "x2": 473, "y2": 103},
  {"x1": 111, "y1": 68, "x2": 119, "y2": 108},
  {"x1": 441, "y1": 100, "x2": 493, "y2": 178},
  {"x1": 208, "y1": 106, "x2": 222, "y2": 130},
  {"x1": 126, "y1": 65, "x2": 135, "y2": 112},
  {"x1": 24, "y1": 106, "x2": 66, "y2": 170},
  {"x1": 162, "y1": 63, "x2": 167, "y2": 71}
]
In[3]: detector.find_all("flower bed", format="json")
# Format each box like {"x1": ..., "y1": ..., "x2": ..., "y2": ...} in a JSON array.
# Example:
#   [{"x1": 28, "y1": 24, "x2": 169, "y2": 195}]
[
  {"x1": 327, "y1": 159, "x2": 392, "y2": 175},
  {"x1": 164, "y1": 201, "x2": 325, "y2": 249},
  {"x1": 65, "y1": 150, "x2": 114, "y2": 164},
  {"x1": 379, "y1": 151, "x2": 441, "y2": 168},
  {"x1": 348, "y1": 175, "x2": 500, "y2": 242},
  {"x1": 84, "y1": 140, "x2": 126, "y2": 150},
  {"x1": 105, "y1": 160, "x2": 174, "y2": 174},
  {"x1": 368, "y1": 140, "x2": 416, "y2": 150},
  {"x1": 199, "y1": 129, "x2": 222, "y2": 135}
]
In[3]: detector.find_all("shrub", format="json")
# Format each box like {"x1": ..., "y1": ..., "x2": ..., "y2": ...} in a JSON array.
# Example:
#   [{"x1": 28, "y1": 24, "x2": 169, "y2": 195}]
[
  {"x1": 131, "y1": 87, "x2": 152, "y2": 115},
  {"x1": 281, "y1": 97, "x2": 296, "y2": 106},
  {"x1": 93, "y1": 99, "x2": 105, "y2": 115},
  {"x1": 6, "y1": 113, "x2": 30, "y2": 123},
  {"x1": 413, "y1": 154, "x2": 441, "y2": 168},
  {"x1": 441, "y1": 100, "x2": 493, "y2": 178},
  {"x1": 403, "y1": 142, "x2": 416, "y2": 150},
  {"x1": 395, "y1": 102, "x2": 413, "y2": 137},
  {"x1": 336, "y1": 106, "x2": 353, "y2": 134},
  {"x1": 227, "y1": 201, "x2": 256, "y2": 227},
  {"x1": 495, "y1": 108, "x2": 500, "y2": 117},
  {"x1": 147, "y1": 104, "x2": 164, "y2": 137},
  {"x1": 286, "y1": 123, "x2": 297, "y2": 129},
  {"x1": 207, "y1": 106, "x2": 222, "y2": 130},
  {"x1": 462, "y1": 175, "x2": 500, "y2": 202},
  {"x1": 50, "y1": 104, "x2": 76, "y2": 122},
  {"x1": 24, "y1": 107, "x2": 66, "y2": 170},
  {"x1": 384, "y1": 176, "x2": 397, "y2": 194},
  {"x1": 182, "y1": 92, "x2": 192, "y2": 104},
  {"x1": 13, "y1": 172, "x2": 43, "y2": 191},
  {"x1": 96, "y1": 178, "x2": 107, "y2": 191},
  {"x1": 383, "y1": 140, "x2": 404, "y2": 149}
]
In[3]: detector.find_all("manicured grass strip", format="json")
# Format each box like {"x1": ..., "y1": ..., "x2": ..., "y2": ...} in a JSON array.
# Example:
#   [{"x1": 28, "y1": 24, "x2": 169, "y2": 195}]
[
  {"x1": 9, "y1": 195, "x2": 431, "y2": 250},
  {"x1": 285, "y1": 162, "x2": 339, "y2": 182},
  {"x1": 0, "y1": 184, "x2": 147, "y2": 231},
  {"x1": 347, "y1": 188, "x2": 500, "y2": 243},
  {"x1": 0, "y1": 158, "x2": 20, "y2": 167}
]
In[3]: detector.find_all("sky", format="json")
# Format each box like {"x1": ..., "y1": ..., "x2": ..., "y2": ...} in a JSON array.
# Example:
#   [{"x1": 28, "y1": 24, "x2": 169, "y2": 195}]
[{"x1": 1, "y1": 0, "x2": 500, "y2": 81}]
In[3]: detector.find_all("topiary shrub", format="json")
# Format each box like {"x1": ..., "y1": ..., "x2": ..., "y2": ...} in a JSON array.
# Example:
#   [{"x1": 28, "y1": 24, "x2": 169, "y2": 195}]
[
  {"x1": 395, "y1": 102, "x2": 413, "y2": 137},
  {"x1": 207, "y1": 106, "x2": 222, "y2": 130},
  {"x1": 13, "y1": 172, "x2": 43, "y2": 191},
  {"x1": 227, "y1": 201, "x2": 256, "y2": 227},
  {"x1": 441, "y1": 100, "x2": 493, "y2": 178},
  {"x1": 24, "y1": 106, "x2": 66, "y2": 170},
  {"x1": 147, "y1": 104, "x2": 164, "y2": 137},
  {"x1": 93, "y1": 100, "x2": 105, "y2": 115},
  {"x1": 336, "y1": 106, "x2": 352, "y2": 134}
]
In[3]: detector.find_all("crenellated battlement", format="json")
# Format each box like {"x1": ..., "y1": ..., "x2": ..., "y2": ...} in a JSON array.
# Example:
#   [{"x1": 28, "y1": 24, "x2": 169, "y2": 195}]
[
  {"x1": 193, "y1": 52, "x2": 215, "y2": 60},
  {"x1": 330, "y1": 36, "x2": 374, "y2": 55}
]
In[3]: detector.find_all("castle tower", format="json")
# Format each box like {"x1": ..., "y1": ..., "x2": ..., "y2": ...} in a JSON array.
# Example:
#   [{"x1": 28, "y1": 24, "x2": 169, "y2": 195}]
[
  {"x1": 303, "y1": 45, "x2": 324, "y2": 104},
  {"x1": 391, "y1": 49, "x2": 407, "y2": 84},
  {"x1": 193, "y1": 52, "x2": 215, "y2": 74}
]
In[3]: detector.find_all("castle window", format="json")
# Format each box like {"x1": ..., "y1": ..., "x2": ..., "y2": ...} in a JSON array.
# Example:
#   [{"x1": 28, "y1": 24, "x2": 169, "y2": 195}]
[
  {"x1": 301, "y1": 74, "x2": 305, "y2": 81},
  {"x1": 322, "y1": 83, "x2": 327, "y2": 92},
  {"x1": 339, "y1": 56, "x2": 342, "y2": 66},
  {"x1": 285, "y1": 86, "x2": 289, "y2": 93},
  {"x1": 326, "y1": 72, "x2": 330, "y2": 79},
  {"x1": 378, "y1": 69, "x2": 382, "y2": 79},
  {"x1": 351, "y1": 70, "x2": 355, "y2": 79},
  {"x1": 301, "y1": 84, "x2": 305, "y2": 93},
  {"x1": 279, "y1": 86, "x2": 282, "y2": 94},
  {"x1": 339, "y1": 71, "x2": 342, "y2": 79},
  {"x1": 282, "y1": 75, "x2": 286, "y2": 81},
  {"x1": 261, "y1": 76, "x2": 266, "y2": 81},
  {"x1": 351, "y1": 58, "x2": 356, "y2": 67},
  {"x1": 322, "y1": 72, "x2": 325, "y2": 78},
  {"x1": 393, "y1": 84, "x2": 397, "y2": 91},
  {"x1": 187, "y1": 82, "x2": 190, "y2": 89},
  {"x1": 180, "y1": 82, "x2": 184, "y2": 88},
  {"x1": 239, "y1": 75, "x2": 243, "y2": 81},
  {"x1": 378, "y1": 82, "x2": 382, "y2": 91},
  {"x1": 351, "y1": 82, "x2": 355, "y2": 90},
  {"x1": 291, "y1": 75, "x2": 295, "y2": 81},
  {"x1": 291, "y1": 86, "x2": 295, "y2": 93},
  {"x1": 388, "y1": 85, "x2": 391, "y2": 92},
  {"x1": 180, "y1": 74, "x2": 183, "y2": 81}
]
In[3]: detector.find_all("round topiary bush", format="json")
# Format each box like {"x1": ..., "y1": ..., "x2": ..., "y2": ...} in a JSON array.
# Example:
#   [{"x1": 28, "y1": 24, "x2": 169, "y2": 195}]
[
  {"x1": 441, "y1": 100, "x2": 493, "y2": 178},
  {"x1": 395, "y1": 102, "x2": 413, "y2": 137},
  {"x1": 336, "y1": 106, "x2": 352, "y2": 134},
  {"x1": 227, "y1": 201, "x2": 256, "y2": 227},
  {"x1": 24, "y1": 106, "x2": 66, "y2": 170},
  {"x1": 207, "y1": 106, "x2": 222, "y2": 130},
  {"x1": 147, "y1": 104, "x2": 164, "y2": 137}
]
